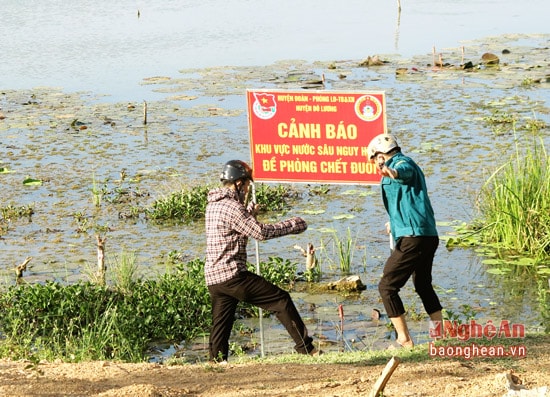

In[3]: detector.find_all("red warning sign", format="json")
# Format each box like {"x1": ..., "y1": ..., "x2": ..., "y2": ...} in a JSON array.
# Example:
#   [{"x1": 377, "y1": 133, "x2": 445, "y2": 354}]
[{"x1": 247, "y1": 89, "x2": 386, "y2": 184}]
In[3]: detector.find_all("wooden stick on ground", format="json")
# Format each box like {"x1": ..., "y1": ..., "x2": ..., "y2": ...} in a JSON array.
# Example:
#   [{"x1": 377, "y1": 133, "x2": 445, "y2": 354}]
[{"x1": 369, "y1": 356, "x2": 402, "y2": 397}]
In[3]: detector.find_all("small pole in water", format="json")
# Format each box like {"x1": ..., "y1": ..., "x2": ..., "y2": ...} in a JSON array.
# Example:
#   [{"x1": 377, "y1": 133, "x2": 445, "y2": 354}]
[
  {"x1": 397, "y1": 0, "x2": 401, "y2": 11},
  {"x1": 143, "y1": 100, "x2": 147, "y2": 125},
  {"x1": 338, "y1": 304, "x2": 345, "y2": 351}
]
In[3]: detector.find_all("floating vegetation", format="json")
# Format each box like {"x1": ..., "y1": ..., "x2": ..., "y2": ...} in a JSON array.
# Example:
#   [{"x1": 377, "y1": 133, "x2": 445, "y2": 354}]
[
  {"x1": 22, "y1": 177, "x2": 42, "y2": 186},
  {"x1": 0, "y1": 204, "x2": 35, "y2": 220},
  {"x1": 147, "y1": 185, "x2": 211, "y2": 223},
  {"x1": 146, "y1": 183, "x2": 297, "y2": 223}
]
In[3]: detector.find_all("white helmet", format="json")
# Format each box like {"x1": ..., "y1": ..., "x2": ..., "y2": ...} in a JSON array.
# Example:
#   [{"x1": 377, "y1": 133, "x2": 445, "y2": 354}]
[{"x1": 366, "y1": 134, "x2": 400, "y2": 159}]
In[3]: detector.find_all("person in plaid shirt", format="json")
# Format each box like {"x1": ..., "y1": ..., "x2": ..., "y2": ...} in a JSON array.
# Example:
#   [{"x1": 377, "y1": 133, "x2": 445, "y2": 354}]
[{"x1": 205, "y1": 160, "x2": 318, "y2": 362}]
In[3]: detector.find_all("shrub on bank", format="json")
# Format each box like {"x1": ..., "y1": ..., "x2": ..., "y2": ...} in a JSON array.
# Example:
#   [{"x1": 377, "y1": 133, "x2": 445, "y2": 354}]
[
  {"x1": 0, "y1": 256, "x2": 299, "y2": 362},
  {"x1": 0, "y1": 259, "x2": 210, "y2": 362}
]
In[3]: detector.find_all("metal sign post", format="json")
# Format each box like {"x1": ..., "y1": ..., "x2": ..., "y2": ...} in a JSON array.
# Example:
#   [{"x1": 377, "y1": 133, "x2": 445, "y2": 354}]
[{"x1": 250, "y1": 182, "x2": 265, "y2": 358}]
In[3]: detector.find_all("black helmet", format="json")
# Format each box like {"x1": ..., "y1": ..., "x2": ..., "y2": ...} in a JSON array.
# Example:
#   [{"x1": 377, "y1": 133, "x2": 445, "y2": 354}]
[{"x1": 220, "y1": 160, "x2": 253, "y2": 182}]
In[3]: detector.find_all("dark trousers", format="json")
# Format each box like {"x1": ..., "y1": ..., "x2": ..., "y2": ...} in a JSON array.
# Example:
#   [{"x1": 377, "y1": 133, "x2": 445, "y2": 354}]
[
  {"x1": 207, "y1": 271, "x2": 314, "y2": 361},
  {"x1": 378, "y1": 236, "x2": 442, "y2": 318}
]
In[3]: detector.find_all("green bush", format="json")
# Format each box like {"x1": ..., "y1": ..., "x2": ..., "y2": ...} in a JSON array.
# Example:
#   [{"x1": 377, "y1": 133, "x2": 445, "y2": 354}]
[
  {"x1": 146, "y1": 183, "x2": 298, "y2": 222},
  {"x1": 147, "y1": 185, "x2": 211, "y2": 222},
  {"x1": 125, "y1": 259, "x2": 211, "y2": 341},
  {"x1": 0, "y1": 259, "x2": 210, "y2": 362},
  {"x1": 0, "y1": 257, "x2": 300, "y2": 362}
]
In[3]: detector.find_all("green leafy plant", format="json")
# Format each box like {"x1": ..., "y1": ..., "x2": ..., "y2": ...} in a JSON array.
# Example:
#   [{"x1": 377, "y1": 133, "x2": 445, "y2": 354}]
[
  {"x1": 147, "y1": 183, "x2": 298, "y2": 223},
  {"x1": 447, "y1": 132, "x2": 550, "y2": 278},
  {"x1": 0, "y1": 204, "x2": 35, "y2": 220},
  {"x1": 0, "y1": 259, "x2": 211, "y2": 362},
  {"x1": 442, "y1": 304, "x2": 478, "y2": 325},
  {"x1": 147, "y1": 185, "x2": 211, "y2": 222},
  {"x1": 321, "y1": 228, "x2": 356, "y2": 274},
  {"x1": 253, "y1": 183, "x2": 298, "y2": 212}
]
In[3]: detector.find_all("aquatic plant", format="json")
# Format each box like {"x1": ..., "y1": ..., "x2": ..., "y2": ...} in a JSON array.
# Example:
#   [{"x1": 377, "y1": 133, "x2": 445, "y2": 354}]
[
  {"x1": 0, "y1": 259, "x2": 210, "y2": 362},
  {"x1": 321, "y1": 228, "x2": 358, "y2": 275},
  {"x1": 0, "y1": 254, "x2": 303, "y2": 362},
  {"x1": 147, "y1": 185, "x2": 211, "y2": 223},
  {"x1": 477, "y1": 134, "x2": 550, "y2": 261},
  {"x1": 147, "y1": 183, "x2": 297, "y2": 222},
  {"x1": 253, "y1": 183, "x2": 298, "y2": 212},
  {"x1": 0, "y1": 203, "x2": 35, "y2": 220},
  {"x1": 447, "y1": 131, "x2": 550, "y2": 278}
]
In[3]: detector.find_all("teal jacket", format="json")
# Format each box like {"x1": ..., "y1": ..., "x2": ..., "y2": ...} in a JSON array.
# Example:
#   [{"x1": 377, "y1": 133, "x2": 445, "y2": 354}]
[{"x1": 381, "y1": 152, "x2": 438, "y2": 239}]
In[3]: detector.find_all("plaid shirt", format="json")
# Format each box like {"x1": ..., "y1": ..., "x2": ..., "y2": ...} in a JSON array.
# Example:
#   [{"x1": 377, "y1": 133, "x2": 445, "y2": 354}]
[{"x1": 205, "y1": 187, "x2": 307, "y2": 286}]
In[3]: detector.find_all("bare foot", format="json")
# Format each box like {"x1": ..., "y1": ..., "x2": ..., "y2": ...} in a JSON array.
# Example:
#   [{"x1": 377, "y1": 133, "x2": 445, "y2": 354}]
[{"x1": 397, "y1": 339, "x2": 414, "y2": 348}]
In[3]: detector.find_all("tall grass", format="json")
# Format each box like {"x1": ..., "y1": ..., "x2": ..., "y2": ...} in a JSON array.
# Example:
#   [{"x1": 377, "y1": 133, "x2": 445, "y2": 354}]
[
  {"x1": 111, "y1": 250, "x2": 139, "y2": 293},
  {"x1": 477, "y1": 134, "x2": 550, "y2": 260},
  {"x1": 320, "y1": 228, "x2": 357, "y2": 274}
]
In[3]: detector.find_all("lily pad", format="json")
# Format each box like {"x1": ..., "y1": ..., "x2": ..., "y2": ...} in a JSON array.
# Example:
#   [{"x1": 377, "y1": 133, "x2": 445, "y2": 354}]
[
  {"x1": 23, "y1": 177, "x2": 43, "y2": 186},
  {"x1": 317, "y1": 227, "x2": 337, "y2": 233},
  {"x1": 481, "y1": 258, "x2": 505, "y2": 266},
  {"x1": 486, "y1": 268, "x2": 511, "y2": 275},
  {"x1": 332, "y1": 214, "x2": 355, "y2": 220},
  {"x1": 302, "y1": 209, "x2": 325, "y2": 215}
]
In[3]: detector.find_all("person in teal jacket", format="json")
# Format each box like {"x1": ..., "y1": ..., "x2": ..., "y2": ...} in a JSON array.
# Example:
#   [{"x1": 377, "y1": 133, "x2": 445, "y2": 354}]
[{"x1": 367, "y1": 134, "x2": 443, "y2": 347}]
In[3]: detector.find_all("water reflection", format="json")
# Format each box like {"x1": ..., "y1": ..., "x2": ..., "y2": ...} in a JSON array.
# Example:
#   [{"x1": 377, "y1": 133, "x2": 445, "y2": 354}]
[{"x1": 1, "y1": 0, "x2": 549, "y2": 100}]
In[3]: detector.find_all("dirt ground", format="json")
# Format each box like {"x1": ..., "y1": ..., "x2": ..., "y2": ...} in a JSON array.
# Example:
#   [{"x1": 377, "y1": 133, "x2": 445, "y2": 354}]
[{"x1": 1, "y1": 337, "x2": 549, "y2": 397}]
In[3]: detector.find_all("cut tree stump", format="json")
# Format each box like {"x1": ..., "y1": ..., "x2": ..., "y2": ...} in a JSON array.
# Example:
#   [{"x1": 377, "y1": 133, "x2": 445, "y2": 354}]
[
  {"x1": 369, "y1": 356, "x2": 401, "y2": 397},
  {"x1": 96, "y1": 235, "x2": 107, "y2": 285}
]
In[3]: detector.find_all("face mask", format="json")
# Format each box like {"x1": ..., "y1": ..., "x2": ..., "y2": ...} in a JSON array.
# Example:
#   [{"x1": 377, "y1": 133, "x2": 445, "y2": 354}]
[{"x1": 236, "y1": 180, "x2": 251, "y2": 204}]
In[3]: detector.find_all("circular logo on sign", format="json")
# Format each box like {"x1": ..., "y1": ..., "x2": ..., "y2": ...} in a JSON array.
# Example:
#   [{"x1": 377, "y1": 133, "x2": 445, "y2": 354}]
[
  {"x1": 252, "y1": 93, "x2": 277, "y2": 120},
  {"x1": 354, "y1": 95, "x2": 382, "y2": 122}
]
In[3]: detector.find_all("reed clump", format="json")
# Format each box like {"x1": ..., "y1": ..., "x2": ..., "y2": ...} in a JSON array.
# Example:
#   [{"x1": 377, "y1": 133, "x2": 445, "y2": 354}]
[{"x1": 476, "y1": 134, "x2": 550, "y2": 261}]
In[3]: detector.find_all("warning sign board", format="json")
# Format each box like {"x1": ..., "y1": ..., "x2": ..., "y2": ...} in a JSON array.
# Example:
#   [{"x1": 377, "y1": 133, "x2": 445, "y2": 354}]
[{"x1": 247, "y1": 89, "x2": 386, "y2": 184}]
